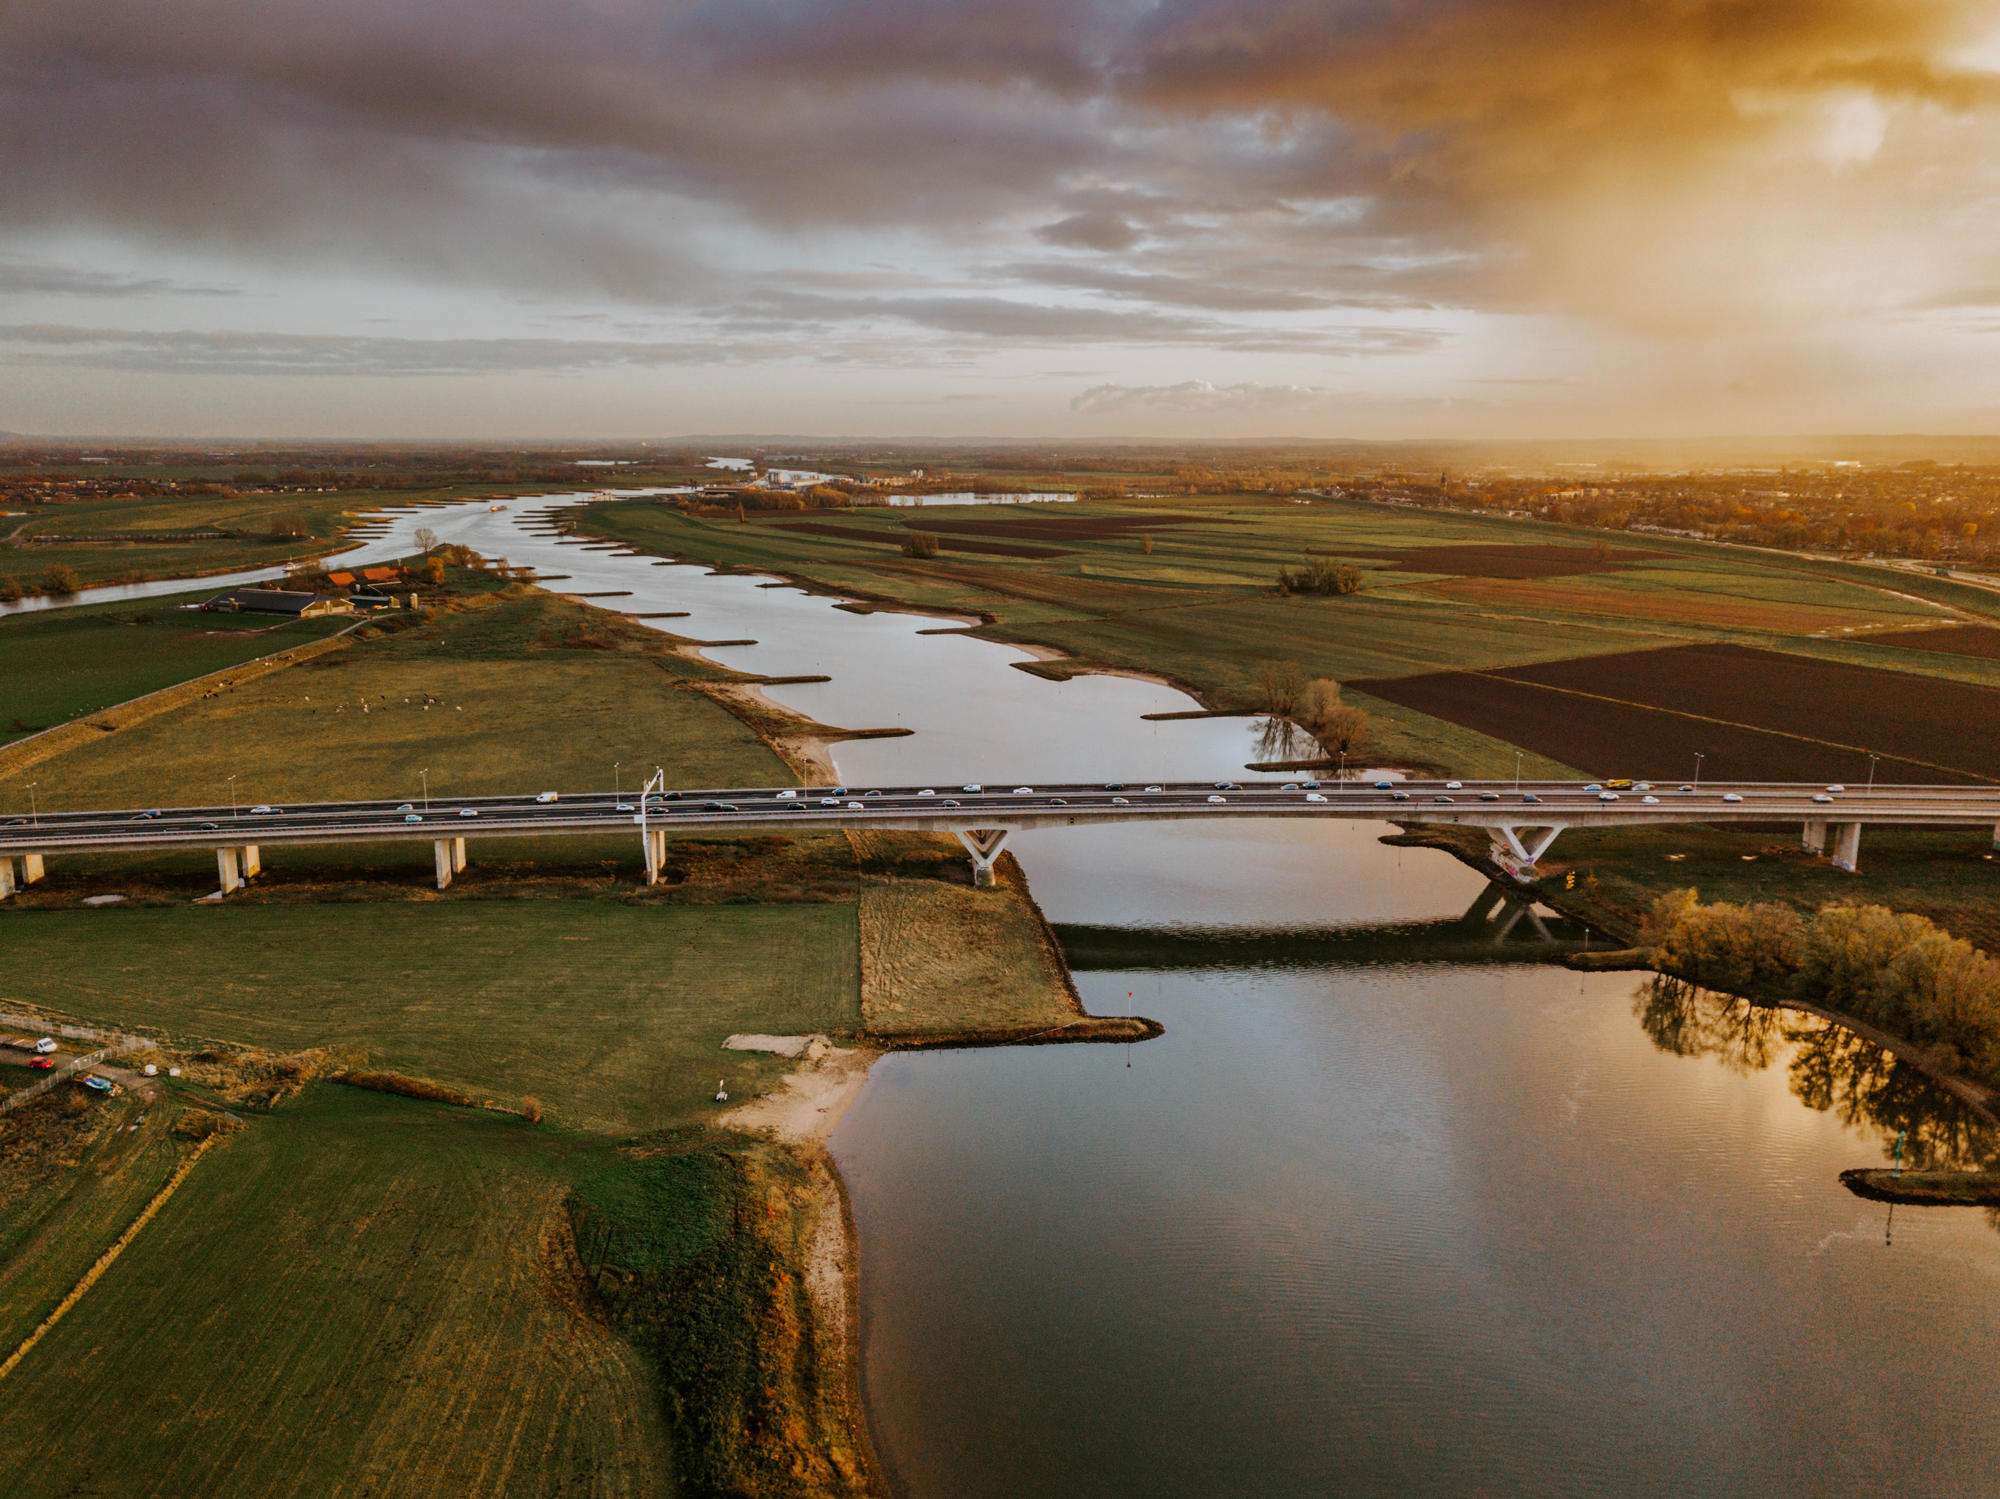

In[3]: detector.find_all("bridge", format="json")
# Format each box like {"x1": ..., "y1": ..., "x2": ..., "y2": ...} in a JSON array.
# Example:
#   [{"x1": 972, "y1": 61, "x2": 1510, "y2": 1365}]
[{"x1": 4, "y1": 777, "x2": 1998, "y2": 898}]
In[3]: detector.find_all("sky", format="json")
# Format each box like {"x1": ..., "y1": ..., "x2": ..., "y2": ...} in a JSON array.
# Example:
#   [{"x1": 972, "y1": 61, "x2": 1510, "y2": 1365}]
[{"x1": 5, "y1": 0, "x2": 2000, "y2": 441}]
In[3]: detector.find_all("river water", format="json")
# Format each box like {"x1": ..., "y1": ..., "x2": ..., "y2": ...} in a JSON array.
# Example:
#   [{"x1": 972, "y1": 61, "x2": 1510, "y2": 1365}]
[{"x1": 34, "y1": 492, "x2": 2000, "y2": 1493}]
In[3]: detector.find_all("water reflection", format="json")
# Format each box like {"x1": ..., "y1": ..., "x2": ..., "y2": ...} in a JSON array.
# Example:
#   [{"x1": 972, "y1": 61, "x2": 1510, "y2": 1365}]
[{"x1": 1634, "y1": 976, "x2": 1997, "y2": 1176}]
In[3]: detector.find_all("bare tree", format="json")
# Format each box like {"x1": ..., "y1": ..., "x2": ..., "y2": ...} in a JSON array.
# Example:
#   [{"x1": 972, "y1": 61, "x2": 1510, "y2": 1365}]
[
  {"x1": 414, "y1": 526, "x2": 439, "y2": 553},
  {"x1": 1253, "y1": 660, "x2": 1305, "y2": 718}
]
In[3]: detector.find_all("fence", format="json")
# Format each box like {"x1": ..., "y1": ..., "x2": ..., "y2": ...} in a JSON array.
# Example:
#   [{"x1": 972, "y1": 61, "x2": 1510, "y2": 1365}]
[{"x1": 0, "y1": 1049, "x2": 111, "y2": 1116}]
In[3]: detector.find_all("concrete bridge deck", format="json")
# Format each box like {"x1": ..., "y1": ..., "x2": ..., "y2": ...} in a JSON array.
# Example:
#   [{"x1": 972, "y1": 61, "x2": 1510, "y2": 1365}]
[{"x1": 3, "y1": 777, "x2": 1997, "y2": 895}]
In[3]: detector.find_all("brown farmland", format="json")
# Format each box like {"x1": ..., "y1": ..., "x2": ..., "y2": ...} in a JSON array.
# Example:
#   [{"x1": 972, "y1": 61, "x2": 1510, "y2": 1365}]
[
  {"x1": 1354, "y1": 642, "x2": 2000, "y2": 784},
  {"x1": 1408, "y1": 575, "x2": 1894, "y2": 635},
  {"x1": 1870, "y1": 624, "x2": 2000, "y2": 661}
]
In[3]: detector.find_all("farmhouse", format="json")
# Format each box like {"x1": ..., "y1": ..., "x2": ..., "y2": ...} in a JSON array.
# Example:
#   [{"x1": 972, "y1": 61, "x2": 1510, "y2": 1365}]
[{"x1": 202, "y1": 589, "x2": 353, "y2": 618}]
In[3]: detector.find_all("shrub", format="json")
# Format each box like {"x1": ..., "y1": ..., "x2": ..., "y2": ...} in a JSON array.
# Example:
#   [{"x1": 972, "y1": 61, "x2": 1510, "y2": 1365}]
[
  {"x1": 0, "y1": 575, "x2": 19, "y2": 603},
  {"x1": 1295, "y1": 678, "x2": 1370, "y2": 757},
  {"x1": 334, "y1": 1070, "x2": 485, "y2": 1108},
  {"x1": 901, "y1": 531, "x2": 940, "y2": 559},
  {"x1": 41, "y1": 563, "x2": 80, "y2": 596},
  {"x1": 1641, "y1": 888, "x2": 1805, "y2": 993},
  {"x1": 521, "y1": 1096, "x2": 544, "y2": 1124},
  {"x1": 1275, "y1": 558, "x2": 1362, "y2": 596}
]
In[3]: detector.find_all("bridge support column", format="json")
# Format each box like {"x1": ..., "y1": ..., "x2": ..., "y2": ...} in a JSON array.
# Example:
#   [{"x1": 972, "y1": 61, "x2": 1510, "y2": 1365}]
[
  {"x1": 1487, "y1": 824, "x2": 1565, "y2": 885},
  {"x1": 19, "y1": 853, "x2": 43, "y2": 885},
  {"x1": 451, "y1": 837, "x2": 467, "y2": 873},
  {"x1": 1992, "y1": 822, "x2": 1999, "y2": 849},
  {"x1": 642, "y1": 829, "x2": 666, "y2": 885},
  {"x1": 433, "y1": 840, "x2": 455, "y2": 890},
  {"x1": 1831, "y1": 822, "x2": 1862, "y2": 874},
  {"x1": 956, "y1": 828, "x2": 1010, "y2": 888},
  {"x1": 1802, "y1": 821, "x2": 1827, "y2": 855},
  {"x1": 0, "y1": 859, "x2": 14, "y2": 901},
  {"x1": 216, "y1": 847, "x2": 242, "y2": 894},
  {"x1": 239, "y1": 845, "x2": 260, "y2": 879}
]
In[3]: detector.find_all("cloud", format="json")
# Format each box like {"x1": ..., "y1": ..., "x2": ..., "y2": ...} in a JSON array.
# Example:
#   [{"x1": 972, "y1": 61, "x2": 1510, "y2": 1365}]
[
  {"x1": 0, "y1": 323, "x2": 739, "y2": 376},
  {"x1": 1036, "y1": 212, "x2": 1141, "y2": 251},
  {"x1": 1071, "y1": 380, "x2": 1336, "y2": 414},
  {"x1": 0, "y1": 262, "x2": 239, "y2": 297}
]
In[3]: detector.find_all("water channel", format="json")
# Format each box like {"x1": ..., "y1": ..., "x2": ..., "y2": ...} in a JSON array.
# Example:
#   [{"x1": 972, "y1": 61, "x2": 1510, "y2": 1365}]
[{"x1": 34, "y1": 492, "x2": 2000, "y2": 1493}]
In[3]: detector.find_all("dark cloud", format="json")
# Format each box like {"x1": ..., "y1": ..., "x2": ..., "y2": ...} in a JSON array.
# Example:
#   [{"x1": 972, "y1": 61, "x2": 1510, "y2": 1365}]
[
  {"x1": 0, "y1": 262, "x2": 239, "y2": 297},
  {"x1": 3, "y1": 0, "x2": 1996, "y2": 354}
]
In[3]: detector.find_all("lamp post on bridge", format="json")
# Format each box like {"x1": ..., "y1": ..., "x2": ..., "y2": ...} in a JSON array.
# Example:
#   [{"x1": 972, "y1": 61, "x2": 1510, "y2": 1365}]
[
  {"x1": 1868, "y1": 754, "x2": 1879, "y2": 791},
  {"x1": 1693, "y1": 752, "x2": 1705, "y2": 789},
  {"x1": 228, "y1": 774, "x2": 238, "y2": 818},
  {"x1": 1515, "y1": 751, "x2": 1522, "y2": 792},
  {"x1": 420, "y1": 768, "x2": 429, "y2": 811},
  {"x1": 25, "y1": 781, "x2": 37, "y2": 828}
]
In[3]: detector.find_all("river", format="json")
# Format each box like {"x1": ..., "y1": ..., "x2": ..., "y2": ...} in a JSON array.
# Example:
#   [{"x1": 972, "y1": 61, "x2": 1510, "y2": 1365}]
[{"x1": 29, "y1": 491, "x2": 2000, "y2": 1494}]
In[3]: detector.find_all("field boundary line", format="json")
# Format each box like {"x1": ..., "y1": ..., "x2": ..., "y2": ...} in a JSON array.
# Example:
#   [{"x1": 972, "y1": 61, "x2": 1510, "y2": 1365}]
[
  {"x1": 0, "y1": 1134, "x2": 220, "y2": 1383},
  {"x1": 1468, "y1": 671, "x2": 1999, "y2": 785}
]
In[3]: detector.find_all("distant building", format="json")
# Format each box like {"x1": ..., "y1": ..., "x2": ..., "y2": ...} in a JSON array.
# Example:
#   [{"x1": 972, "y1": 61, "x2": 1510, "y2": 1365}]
[{"x1": 203, "y1": 589, "x2": 353, "y2": 618}]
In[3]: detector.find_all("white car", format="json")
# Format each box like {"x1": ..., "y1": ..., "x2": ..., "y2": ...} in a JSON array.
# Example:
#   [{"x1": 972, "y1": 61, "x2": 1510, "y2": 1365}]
[
  {"x1": 459, "y1": 807, "x2": 478, "y2": 818},
  {"x1": 536, "y1": 792, "x2": 559, "y2": 804},
  {"x1": 1642, "y1": 795, "x2": 1659, "y2": 804},
  {"x1": 1207, "y1": 794, "x2": 1226, "y2": 804},
  {"x1": 776, "y1": 789, "x2": 797, "y2": 800},
  {"x1": 1812, "y1": 793, "x2": 1833, "y2": 804},
  {"x1": 1305, "y1": 792, "x2": 1326, "y2": 803},
  {"x1": 1445, "y1": 781, "x2": 1462, "y2": 790},
  {"x1": 1013, "y1": 787, "x2": 1034, "y2": 795},
  {"x1": 1598, "y1": 792, "x2": 1619, "y2": 802},
  {"x1": 616, "y1": 803, "x2": 633, "y2": 812},
  {"x1": 250, "y1": 804, "x2": 274, "y2": 814},
  {"x1": 32, "y1": 1038, "x2": 57, "y2": 1054},
  {"x1": 405, "y1": 814, "x2": 423, "y2": 823},
  {"x1": 962, "y1": 784, "x2": 982, "y2": 793},
  {"x1": 1826, "y1": 784, "x2": 1845, "y2": 793},
  {"x1": 1111, "y1": 796, "x2": 1130, "y2": 806},
  {"x1": 397, "y1": 803, "x2": 414, "y2": 812},
  {"x1": 1722, "y1": 793, "x2": 1744, "y2": 803},
  {"x1": 846, "y1": 800, "x2": 863, "y2": 809},
  {"x1": 1145, "y1": 785, "x2": 1163, "y2": 793},
  {"x1": 917, "y1": 789, "x2": 936, "y2": 797}
]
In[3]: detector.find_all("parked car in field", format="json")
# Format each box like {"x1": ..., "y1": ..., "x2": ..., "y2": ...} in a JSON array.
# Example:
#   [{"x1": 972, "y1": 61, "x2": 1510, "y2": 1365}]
[
  {"x1": 33, "y1": 1038, "x2": 58, "y2": 1054},
  {"x1": 29, "y1": 1057, "x2": 55, "y2": 1071},
  {"x1": 79, "y1": 1075, "x2": 117, "y2": 1095}
]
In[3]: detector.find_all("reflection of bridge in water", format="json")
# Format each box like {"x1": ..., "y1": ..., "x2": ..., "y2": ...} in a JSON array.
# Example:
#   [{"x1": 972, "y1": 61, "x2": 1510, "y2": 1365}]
[{"x1": 1056, "y1": 884, "x2": 1582, "y2": 973}]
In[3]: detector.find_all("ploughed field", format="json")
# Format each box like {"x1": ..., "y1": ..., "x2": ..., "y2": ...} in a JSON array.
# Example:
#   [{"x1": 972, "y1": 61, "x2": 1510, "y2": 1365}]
[{"x1": 1353, "y1": 642, "x2": 2000, "y2": 784}]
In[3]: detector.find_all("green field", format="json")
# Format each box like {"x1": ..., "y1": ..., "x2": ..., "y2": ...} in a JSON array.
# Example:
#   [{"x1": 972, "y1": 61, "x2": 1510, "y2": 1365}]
[
  {"x1": 0, "y1": 589, "x2": 354, "y2": 748},
  {"x1": 0, "y1": 900, "x2": 861, "y2": 1132},
  {"x1": 5, "y1": 586, "x2": 791, "y2": 817},
  {"x1": 0, "y1": 1085, "x2": 677, "y2": 1499},
  {"x1": 578, "y1": 493, "x2": 2000, "y2": 732}
]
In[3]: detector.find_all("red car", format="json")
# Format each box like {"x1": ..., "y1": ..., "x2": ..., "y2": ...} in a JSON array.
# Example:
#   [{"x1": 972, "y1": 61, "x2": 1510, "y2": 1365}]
[{"x1": 28, "y1": 1057, "x2": 56, "y2": 1071}]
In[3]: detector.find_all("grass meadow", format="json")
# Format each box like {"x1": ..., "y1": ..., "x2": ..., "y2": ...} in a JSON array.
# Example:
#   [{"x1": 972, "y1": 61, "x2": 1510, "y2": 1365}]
[
  {"x1": 0, "y1": 588, "x2": 353, "y2": 748},
  {"x1": 0, "y1": 1084, "x2": 675, "y2": 1499}
]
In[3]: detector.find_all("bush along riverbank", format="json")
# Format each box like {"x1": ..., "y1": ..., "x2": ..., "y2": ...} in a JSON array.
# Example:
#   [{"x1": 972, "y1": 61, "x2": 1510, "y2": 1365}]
[{"x1": 568, "y1": 1130, "x2": 881, "y2": 1499}]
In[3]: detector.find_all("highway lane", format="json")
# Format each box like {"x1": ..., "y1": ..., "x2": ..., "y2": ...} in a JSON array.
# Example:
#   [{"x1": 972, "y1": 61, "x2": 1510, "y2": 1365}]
[{"x1": 6, "y1": 778, "x2": 1999, "y2": 861}]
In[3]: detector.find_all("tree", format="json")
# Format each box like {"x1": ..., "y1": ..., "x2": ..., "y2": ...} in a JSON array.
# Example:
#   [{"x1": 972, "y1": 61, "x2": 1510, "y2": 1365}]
[
  {"x1": 0, "y1": 575, "x2": 18, "y2": 603},
  {"x1": 413, "y1": 526, "x2": 439, "y2": 553},
  {"x1": 267, "y1": 513, "x2": 311, "y2": 539},
  {"x1": 901, "y1": 531, "x2": 940, "y2": 559},
  {"x1": 1253, "y1": 659, "x2": 1305, "y2": 717},
  {"x1": 424, "y1": 557, "x2": 446, "y2": 585},
  {"x1": 1275, "y1": 557, "x2": 1362, "y2": 596},
  {"x1": 1296, "y1": 677, "x2": 1369, "y2": 757},
  {"x1": 41, "y1": 563, "x2": 80, "y2": 596}
]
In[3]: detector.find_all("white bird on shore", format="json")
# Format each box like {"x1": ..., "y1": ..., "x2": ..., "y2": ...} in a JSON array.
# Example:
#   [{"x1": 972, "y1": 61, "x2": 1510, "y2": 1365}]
[{"x1": 714, "y1": 1078, "x2": 728, "y2": 1102}]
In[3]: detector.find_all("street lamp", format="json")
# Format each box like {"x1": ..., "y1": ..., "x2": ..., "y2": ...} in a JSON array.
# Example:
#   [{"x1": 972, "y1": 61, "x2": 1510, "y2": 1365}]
[
  {"x1": 228, "y1": 774, "x2": 238, "y2": 818},
  {"x1": 1515, "y1": 751, "x2": 1523, "y2": 792},
  {"x1": 25, "y1": 781, "x2": 38, "y2": 827},
  {"x1": 1868, "y1": 754, "x2": 1879, "y2": 790},
  {"x1": 614, "y1": 762, "x2": 621, "y2": 799},
  {"x1": 1693, "y1": 752, "x2": 1705, "y2": 789},
  {"x1": 420, "y1": 768, "x2": 430, "y2": 811}
]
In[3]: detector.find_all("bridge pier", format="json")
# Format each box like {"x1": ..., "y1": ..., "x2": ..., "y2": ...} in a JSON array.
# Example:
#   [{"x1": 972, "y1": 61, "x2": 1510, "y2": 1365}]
[
  {"x1": 956, "y1": 828, "x2": 1010, "y2": 887},
  {"x1": 1831, "y1": 822, "x2": 1862, "y2": 873},
  {"x1": 19, "y1": 854, "x2": 42, "y2": 885},
  {"x1": 642, "y1": 829, "x2": 666, "y2": 885},
  {"x1": 433, "y1": 840, "x2": 457, "y2": 890},
  {"x1": 1487, "y1": 824, "x2": 1565, "y2": 884},
  {"x1": 0, "y1": 859, "x2": 13, "y2": 900},
  {"x1": 240, "y1": 845, "x2": 261, "y2": 879},
  {"x1": 1802, "y1": 820, "x2": 1827, "y2": 855},
  {"x1": 216, "y1": 846, "x2": 242, "y2": 894}
]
